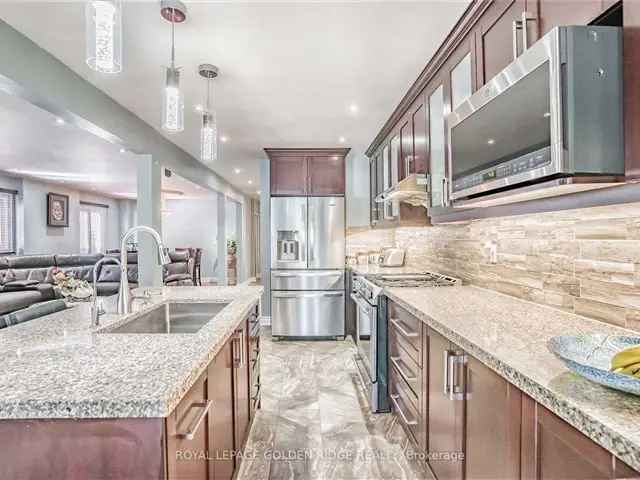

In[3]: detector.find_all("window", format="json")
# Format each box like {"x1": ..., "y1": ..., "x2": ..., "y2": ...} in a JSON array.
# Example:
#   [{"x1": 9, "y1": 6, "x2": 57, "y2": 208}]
[
  {"x1": 79, "y1": 202, "x2": 107, "y2": 254},
  {"x1": 0, "y1": 190, "x2": 16, "y2": 254}
]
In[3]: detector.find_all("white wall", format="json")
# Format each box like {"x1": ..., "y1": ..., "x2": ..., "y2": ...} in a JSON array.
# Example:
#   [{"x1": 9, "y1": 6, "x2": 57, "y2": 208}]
[
  {"x1": 0, "y1": 174, "x2": 123, "y2": 255},
  {"x1": 346, "y1": 153, "x2": 370, "y2": 227},
  {"x1": 163, "y1": 197, "x2": 219, "y2": 280}
]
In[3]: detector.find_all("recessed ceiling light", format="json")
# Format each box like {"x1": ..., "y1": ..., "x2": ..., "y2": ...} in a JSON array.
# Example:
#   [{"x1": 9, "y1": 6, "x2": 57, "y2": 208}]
[
  {"x1": 339, "y1": 136, "x2": 346, "y2": 144},
  {"x1": 55, "y1": 118, "x2": 65, "y2": 125},
  {"x1": 349, "y1": 103, "x2": 358, "y2": 114},
  {"x1": 234, "y1": 168, "x2": 242, "y2": 174},
  {"x1": 248, "y1": 180, "x2": 253, "y2": 185},
  {"x1": 256, "y1": 190, "x2": 261, "y2": 195},
  {"x1": 119, "y1": 148, "x2": 126, "y2": 153},
  {"x1": 487, "y1": 138, "x2": 495, "y2": 145},
  {"x1": 221, "y1": 136, "x2": 228, "y2": 143},
  {"x1": 194, "y1": 104, "x2": 204, "y2": 113}
]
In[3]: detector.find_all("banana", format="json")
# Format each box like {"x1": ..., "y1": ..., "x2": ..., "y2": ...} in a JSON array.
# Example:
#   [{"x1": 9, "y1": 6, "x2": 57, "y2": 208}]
[
  {"x1": 610, "y1": 345, "x2": 640, "y2": 371},
  {"x1": 614, "y1": 362, "x2": 640, "y2": 377}
]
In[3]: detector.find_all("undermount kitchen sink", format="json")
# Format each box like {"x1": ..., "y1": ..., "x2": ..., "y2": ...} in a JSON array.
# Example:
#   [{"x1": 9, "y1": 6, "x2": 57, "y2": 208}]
[{"x1": 105, "y1": 302, "x2": 230, "y2": 334}]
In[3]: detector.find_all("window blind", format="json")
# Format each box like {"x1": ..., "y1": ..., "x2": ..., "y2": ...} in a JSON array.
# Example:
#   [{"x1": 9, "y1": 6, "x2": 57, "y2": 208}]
[{"x1": 0, "y1": 191, "x2": 16, "y2": 254}]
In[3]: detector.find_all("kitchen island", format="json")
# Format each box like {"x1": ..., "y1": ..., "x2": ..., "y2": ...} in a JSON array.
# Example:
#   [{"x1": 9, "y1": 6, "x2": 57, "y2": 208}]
[{"x1": 0, "y1": 285, "x2": 263, "y2": 480}]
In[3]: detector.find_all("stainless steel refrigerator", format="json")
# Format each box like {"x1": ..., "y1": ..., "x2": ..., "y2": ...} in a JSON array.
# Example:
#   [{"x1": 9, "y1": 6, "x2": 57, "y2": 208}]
[{"x1": 270, "y1": 196, "x2": 345, "y2": 339}]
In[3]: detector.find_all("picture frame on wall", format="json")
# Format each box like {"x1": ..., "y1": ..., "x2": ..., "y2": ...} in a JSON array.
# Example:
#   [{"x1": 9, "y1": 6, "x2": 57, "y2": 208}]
[{"x1": 47, "y1": 193, "x2": 69, "y2": 227}]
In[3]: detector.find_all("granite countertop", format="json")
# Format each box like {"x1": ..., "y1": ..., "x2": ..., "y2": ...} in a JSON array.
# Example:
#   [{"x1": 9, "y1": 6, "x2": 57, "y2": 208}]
[
  {"x1": 384, "y1": 285, "x2": 640, "y2": 471},
  {"x1": 348, "y1": 264, "x2": 431, "y2": 276},
  {"x1": 0, "y1": 286, "x2": 263, "y2": 420}
]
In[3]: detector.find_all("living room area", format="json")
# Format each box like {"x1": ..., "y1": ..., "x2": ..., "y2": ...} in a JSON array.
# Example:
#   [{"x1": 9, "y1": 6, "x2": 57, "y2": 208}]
[{"x1": 0, "y1": 86, "x2": 258, "y2": 328}]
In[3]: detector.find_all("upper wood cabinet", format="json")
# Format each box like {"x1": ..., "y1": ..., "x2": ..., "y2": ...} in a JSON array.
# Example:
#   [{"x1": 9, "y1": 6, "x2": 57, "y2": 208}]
[
  {"x1": 308, "y1": 155, "x2": 345, "y2": 195},
  {"x1": 475, "y1": 0, "x2": 529, "y2": 86},
  {"x1": 266, "y1": 148, "x2": 350, "y2": 196},
  {"x1": 411, "y1": 100, "x2": 428, "y2": 175},
  {"x1": 400, "y1": 119, "x2": 413, "y2": 179},
  {"x1": 269, "y1": 154, "x2": 307, "y2": 196}
]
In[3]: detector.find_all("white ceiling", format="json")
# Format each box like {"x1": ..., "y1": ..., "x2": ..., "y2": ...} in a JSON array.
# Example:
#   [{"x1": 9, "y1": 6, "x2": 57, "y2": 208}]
[
  {"x1": 0, "y1": 89, "x2": 212, "y2": 199},
  {"x1": 0, "y1": 1, "x2": 469, "y2": 195}
]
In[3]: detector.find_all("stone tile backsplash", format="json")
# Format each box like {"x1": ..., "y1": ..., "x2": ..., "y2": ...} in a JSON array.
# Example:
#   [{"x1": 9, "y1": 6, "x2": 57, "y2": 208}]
[{"x1": 347, "y1": 202, "x2": 640, "y2": 332}]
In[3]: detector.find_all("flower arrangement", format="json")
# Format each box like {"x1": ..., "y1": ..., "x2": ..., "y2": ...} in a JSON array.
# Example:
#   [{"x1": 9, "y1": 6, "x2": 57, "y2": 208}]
[{"x1": 51, "y1": 267, "x2": 93, "y2": 301}]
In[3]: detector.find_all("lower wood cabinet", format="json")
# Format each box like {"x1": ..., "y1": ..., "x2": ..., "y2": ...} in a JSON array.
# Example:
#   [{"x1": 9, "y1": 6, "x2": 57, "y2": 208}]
[
  {"x1": 164, "y1": 306, "x2": 259, "y2": 480},
  {"x1": 465, "y1": 355, "x2": 521, "y2": 479},
  {"x1": 232, "y1": 319, "x2": 251, "y2": 454},
  {"x1": 387, "y1": 300, "x2": 640, "y2": 480},
  {"x1": 521, "y1": 395, "x2": 638, "y2": 480},
  {"x1": 208, "y1": 339, "x2": 235, "y2": 480},
  {"x1": 427, "y1": 328, "x2": 464, "y2": 480},
  {"x1": 166, "y1": 372, "x2": 210, "y2": 480}
]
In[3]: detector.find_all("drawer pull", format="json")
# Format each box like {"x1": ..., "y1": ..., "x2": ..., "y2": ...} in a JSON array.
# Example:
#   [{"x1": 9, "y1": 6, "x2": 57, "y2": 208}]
[
  {"x1": 176, "y1": 400, "x2": 212, "y2": 441},
  {"x1": 390, "y1": 394, "x2": 418, "y2": 426},
  {"x1": 390, "y1": 318, "x2": 418, "y2": 338},
  {"x1": 390, "y1": 356, "x2": 417, "y2": 381}
]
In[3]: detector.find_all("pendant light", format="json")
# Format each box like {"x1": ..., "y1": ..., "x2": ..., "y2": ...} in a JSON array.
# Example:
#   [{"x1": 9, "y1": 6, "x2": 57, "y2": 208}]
[
  {"x1": 85, "y1": 0, "x2": 123, "y2": 73},
  {"x1": 160, "y1": 0, "x2": 187, "y2": 133},
  {"x1": 198, "y1": 64, "x2": 219, "y2": 162}
]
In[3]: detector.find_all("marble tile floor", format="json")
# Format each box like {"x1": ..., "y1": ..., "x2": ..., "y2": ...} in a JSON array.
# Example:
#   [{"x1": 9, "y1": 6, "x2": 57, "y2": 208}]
[{"x1": 237, "y1": 329, "x2": 433, "y2": 480}]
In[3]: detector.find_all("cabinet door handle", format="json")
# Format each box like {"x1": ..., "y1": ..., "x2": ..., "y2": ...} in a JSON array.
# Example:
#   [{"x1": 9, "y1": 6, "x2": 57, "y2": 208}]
[
  {"x1": 448, "y1": 353, "x2": 469, "y2": 401},
  {"x1": 176, "y1": 400, "x2": 212, "y2": 440},
  {"x1": 512, "y1": 19, "x2": 522, "y2": 60},
  {"x1": 390, "y1": 356, "x2": 417, "y2": 381},
  {"x1": 390, "y1": 394, "x2": 418, "y2": 426},
  {"x1": 390, "y1": 318, "x2": 419, "y2": 338},
  {"x1": 443, "y1": 350, "x2": 451, "y2": 395},
  {"x1": 521, "y1": 11, "x2": 536, "y2": 52},
  {"x1": 240, "y1": 328, "x2": 246, "y2": 368}
]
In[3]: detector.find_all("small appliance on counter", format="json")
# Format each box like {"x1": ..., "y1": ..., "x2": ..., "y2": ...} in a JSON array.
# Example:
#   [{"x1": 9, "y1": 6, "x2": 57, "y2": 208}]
[
  {"x1": 380, "y1": 247, "x2": 405, "y2": 267},
  {"x1": 351, "y1": 271, "x2": 460, "y2": 412}
]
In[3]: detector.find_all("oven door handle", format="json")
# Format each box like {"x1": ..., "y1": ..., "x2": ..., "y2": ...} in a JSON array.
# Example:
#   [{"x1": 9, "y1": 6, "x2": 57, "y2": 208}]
[{"x1": 350, "y1": 293, "x2": 372, "y2": 312}]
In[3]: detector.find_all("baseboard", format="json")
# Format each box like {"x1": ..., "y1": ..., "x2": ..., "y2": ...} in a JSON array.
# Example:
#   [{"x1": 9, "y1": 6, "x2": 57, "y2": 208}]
[{"x1": 260, "y1": 315, "x2": 271, "y2": 327}]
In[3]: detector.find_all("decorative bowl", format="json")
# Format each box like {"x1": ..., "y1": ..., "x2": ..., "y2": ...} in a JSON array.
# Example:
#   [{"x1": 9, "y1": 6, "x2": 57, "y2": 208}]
[{"x1": 547, "y1": 334, "x2": 640, "y2": 396}]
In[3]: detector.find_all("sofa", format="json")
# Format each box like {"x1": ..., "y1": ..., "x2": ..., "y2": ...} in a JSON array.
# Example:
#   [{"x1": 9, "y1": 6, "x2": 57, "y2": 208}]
[{"x1": 0, "y1": 251, "x2": 193, "y2": 320}]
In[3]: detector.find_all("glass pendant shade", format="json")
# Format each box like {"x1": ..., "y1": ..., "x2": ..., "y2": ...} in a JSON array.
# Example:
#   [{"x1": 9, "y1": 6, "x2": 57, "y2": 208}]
[
  {"x1": 85, "y1": 0, "x2": 122, "y2": 74},
  {"x1": 162, "y1": 67, "x2": 184, "y2": 133},
  {"x1": 201, "y1": 111, "x2": 217, "y2": 162}
]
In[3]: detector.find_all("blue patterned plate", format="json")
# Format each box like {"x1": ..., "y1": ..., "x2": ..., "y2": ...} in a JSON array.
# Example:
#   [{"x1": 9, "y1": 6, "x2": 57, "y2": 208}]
[{"x1": 548, "y1": 335, "x2": 640, "y2": 396}]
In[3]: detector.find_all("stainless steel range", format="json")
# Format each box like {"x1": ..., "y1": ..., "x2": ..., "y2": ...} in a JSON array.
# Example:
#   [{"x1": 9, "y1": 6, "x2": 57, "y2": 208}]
[{"x1": 351, "y1": 272, "x2": 460, "y2": 413}]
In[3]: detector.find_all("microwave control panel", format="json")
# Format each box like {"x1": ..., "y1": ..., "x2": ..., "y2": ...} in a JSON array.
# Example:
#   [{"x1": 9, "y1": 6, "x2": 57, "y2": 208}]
[{"x1": 453, "y1": 145, "x2": 552, "y2": 193}]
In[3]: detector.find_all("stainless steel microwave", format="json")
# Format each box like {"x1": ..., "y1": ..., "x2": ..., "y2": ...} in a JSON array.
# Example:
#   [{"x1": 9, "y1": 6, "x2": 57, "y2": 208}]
[{"x1": 446, "y1": 26, "x2": 623, "y2": 204}]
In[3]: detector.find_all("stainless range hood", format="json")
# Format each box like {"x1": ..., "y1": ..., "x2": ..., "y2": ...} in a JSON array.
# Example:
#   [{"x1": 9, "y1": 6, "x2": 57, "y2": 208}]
[{"x1": 375, "y1": 173, "x2": 429, "y2": 208}]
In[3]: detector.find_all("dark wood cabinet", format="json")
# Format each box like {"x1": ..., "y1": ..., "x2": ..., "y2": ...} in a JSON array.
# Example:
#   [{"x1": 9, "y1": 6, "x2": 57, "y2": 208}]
[
  {"x1": 411, "y1": 100, "x2": 428, "y2": 175},
  {"x1": 166, "y1": 372, "x2": 210, "y2": 480},
  {"x1": 307, "y1": 155, "x2": 345, "y2": 195},
  {"x1": 232, "y1": 320, "x2": 250, "y2": 454},
  {"x1": 465, "y1": 355, "x2": 521, "y2": 479},
  {"x1": 427, "y1": 328, "x2": 464, "y2": 480},
  {"x1": 521, "y1": 394, "x2": 634, "y2": 480},
  {"x1": 266, "y1": 148, "x2": 349, "y2": 196},
  {"x1": 475, "y1": 0, "x2": 528, "y2": 86},
  {"x1": 248, "y1": 307, "x2": 261, "y2": 418},
  {"x1": 269, "y1": 155, "x2": 307, "y2": 196},
  {"x1": 400, "y1": 119, "x2": 413, "y2": 179},
  {"x1": 387, "y1": 299, "x2": 639, "y2": 480},
  {"x1": 208, "y1": 339, "x2": 235, "y2": 480}
]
